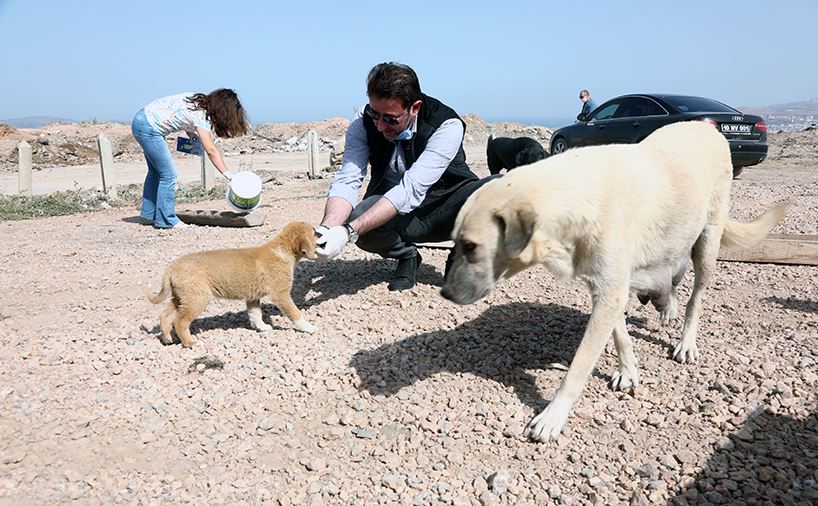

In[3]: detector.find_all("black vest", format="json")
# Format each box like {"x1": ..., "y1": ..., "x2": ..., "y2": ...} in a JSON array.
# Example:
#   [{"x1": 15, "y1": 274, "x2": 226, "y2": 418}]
[{"x1": 362, "y1": 93, "x2": 477, "y2": 208}]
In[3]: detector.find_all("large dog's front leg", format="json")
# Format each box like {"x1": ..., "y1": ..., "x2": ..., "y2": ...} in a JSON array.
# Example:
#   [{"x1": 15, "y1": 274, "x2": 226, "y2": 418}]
[{"x1": 528, "y1": 282, "x2": 629, "y2": 442}]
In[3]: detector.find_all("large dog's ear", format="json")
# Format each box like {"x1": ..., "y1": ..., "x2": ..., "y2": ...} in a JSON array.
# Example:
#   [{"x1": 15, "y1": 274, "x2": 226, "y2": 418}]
[{"x1": 495, "y1": 199, "x2": 537, "y2": 257}]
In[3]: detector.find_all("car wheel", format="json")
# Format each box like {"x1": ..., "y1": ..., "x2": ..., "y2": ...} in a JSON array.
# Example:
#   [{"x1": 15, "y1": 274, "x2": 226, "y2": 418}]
[
  {"x1": 551, "y1": 137, "x2": 569, "y2": 154},
  {"x1": 732, "y1": 166, "x2": 744, "y2": 179}
]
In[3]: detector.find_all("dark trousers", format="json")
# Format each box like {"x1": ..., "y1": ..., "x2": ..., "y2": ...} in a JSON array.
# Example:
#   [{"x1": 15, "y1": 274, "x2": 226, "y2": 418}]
[{"x1": 350, "y1": 176, "x2": 500, "y2": 260}]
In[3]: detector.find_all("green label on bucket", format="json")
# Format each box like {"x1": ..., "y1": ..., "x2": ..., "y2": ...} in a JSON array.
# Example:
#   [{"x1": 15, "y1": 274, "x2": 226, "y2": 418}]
[{"x1": 228, "y1": 190, "x2": 260, "y2": 210}]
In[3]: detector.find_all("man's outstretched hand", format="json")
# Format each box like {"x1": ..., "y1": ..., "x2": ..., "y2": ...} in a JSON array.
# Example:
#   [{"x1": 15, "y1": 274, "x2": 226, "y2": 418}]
[{"x1": 315, "y1": 225, "x2": 349, "y2": 262}]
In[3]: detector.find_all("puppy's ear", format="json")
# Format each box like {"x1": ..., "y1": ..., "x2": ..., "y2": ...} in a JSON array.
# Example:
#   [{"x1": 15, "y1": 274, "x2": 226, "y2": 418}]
[
  {"x1": 495, "y1": 199, "x2": 537, "y2": 258},
  {"x1": 514, "y1": 151, "x2": 526, "y2": 166},
  {"x1": 300, "y1": 231, "x2": 317, "y2": 258}
]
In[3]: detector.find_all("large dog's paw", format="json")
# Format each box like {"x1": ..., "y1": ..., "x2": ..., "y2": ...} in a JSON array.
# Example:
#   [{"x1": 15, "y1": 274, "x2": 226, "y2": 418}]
[
  {"x1": 293, "y1": 318, "x2": 316, "y2": 334},
  {"x1": 610, "y1": 365, "x2": 640, "y2": 392},
  {"x1": 672, "y1": 340, "x2": 699, "y2": 363},
  {"x1": 526, "y1": 397, "x2": 572, "y2": 442}
]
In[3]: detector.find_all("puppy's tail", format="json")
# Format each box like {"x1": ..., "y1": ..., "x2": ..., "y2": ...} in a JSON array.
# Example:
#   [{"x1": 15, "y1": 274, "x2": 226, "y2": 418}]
[
  {"x1": 721, "y1": 202, "x2": 789, "y2": 249},
  {"x1": 147, "y1": 270, "x2": 171, "y2": 304}
]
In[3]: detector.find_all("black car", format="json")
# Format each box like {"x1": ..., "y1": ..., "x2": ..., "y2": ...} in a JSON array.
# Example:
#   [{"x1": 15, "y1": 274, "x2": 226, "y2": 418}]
[{"x1": 549, "y1": 94, "x2": 768, "y2": 177}]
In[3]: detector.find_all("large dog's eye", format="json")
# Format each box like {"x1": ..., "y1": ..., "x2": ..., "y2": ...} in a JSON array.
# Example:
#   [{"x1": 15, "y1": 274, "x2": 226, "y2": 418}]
[{"x1": 462, "y1": 241, "x2": 476, "y2": 253}]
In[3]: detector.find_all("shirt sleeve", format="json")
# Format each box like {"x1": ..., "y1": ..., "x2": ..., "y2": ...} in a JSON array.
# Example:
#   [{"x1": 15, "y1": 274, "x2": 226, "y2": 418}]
[
  {"x1": 383, "y1": 118, "x2": 464, "y2": 214},
  {"x1": 191, "y1": 108, "x2": 212, "y2": 132},
  {"x1": 326, "y1": 114, "x2": 369, "y2": 207}
]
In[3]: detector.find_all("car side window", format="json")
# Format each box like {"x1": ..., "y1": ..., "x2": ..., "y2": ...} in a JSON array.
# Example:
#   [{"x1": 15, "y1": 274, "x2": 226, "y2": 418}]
[
  {"x1": 613, "y1": 98, "x2": 643, "y2": 118},
  {"x1": 590, "y1": 101, "x2": 621, "y2": 121},
  {"x1": 642, "y1": 99, "x2": 668, "y2": 116}
]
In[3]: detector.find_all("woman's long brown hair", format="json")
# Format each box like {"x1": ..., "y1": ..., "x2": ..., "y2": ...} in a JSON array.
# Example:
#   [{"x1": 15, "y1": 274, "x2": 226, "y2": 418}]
[{"x1": 186, "y1": 88, "x2": 249, "y2": 138}]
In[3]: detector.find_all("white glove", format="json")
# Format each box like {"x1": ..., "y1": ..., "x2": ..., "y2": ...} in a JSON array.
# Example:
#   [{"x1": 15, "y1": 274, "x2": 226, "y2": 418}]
[
  {"x1": 315, "y1": 225, "x2": 349, "y2": 262},
  {"x1": 222, "y1": 170, "x2": 235, "y2": 180}
]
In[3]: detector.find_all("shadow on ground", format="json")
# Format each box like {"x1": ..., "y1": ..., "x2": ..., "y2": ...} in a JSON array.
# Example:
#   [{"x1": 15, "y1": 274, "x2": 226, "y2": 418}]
[
  {"x1": 761, "y1": 295, "x2": 818, "y2": 315},
  {"x1": 349, "y1": 301, "x2": 591, "y2": 412},
  {"x1": 670, "y1": 408, "x2": 818, "y2": 505},
  {"x1": 290, "y1": 258, "x2": 446, "y2": 307}
]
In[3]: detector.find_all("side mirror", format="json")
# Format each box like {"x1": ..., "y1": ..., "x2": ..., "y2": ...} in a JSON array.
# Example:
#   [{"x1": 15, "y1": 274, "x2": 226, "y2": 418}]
[{"x1": 576, "y1": 113, "x2": 588, "y2": 122}]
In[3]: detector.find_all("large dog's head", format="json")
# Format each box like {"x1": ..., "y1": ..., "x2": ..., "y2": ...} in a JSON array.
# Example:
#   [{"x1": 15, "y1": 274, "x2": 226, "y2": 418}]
[{"x1": 440, "y1": 179, "x2": 538, "y2": 305}]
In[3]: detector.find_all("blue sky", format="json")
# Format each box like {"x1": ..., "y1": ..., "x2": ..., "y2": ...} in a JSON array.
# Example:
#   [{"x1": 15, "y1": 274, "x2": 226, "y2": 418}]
[{"x1": 1, "y1": 0, "x2": 816, "y2": 126}]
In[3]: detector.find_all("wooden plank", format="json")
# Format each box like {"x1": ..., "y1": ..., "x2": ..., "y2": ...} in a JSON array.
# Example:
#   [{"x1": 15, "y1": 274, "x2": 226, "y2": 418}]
[
  {"x1": 421, "y1": 236, "x2": 818, "y2": 265},
  {"x1": 764, "y1": 234, "x2": 818, "y2": 243},
  {"x1": 718, "y1": 236, "x2": 818, "y2": 266},
  {"x1": 177, "y1": 209, "x2": 265, "y2": 228}
]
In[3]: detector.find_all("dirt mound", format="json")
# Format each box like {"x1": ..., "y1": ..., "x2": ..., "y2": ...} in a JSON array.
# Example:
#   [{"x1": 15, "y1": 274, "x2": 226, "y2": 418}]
[
  {"x1": 0, "y1": 123, "x2": 16, "y2": 139},
  {"x1": 461, "y1": 114, "x2": 554, "y2": 146},
  {"x1": 2, "y1": 115, "x2": 552, "y2": 172}
]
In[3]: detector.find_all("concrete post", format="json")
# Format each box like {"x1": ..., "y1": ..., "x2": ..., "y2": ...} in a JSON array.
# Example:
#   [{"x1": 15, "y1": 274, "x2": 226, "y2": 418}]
[
  {"x1": 201, "y1": 152, "x2": 215, "y2": 190},
  {"x1": 17, "y1": 141, "x2": 32, "y2": 197},
  {"x1": 307, "y1": 130, "x2": 319, "y2": 179},
  {"x1": 97, "y1": 133, "x2": 117, "y2": 196}
]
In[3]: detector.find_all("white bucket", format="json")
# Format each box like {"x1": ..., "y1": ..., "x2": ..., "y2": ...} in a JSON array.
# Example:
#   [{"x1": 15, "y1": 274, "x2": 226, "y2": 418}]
[{"x1": 226, "y1": 171, "x2": 262, "y2": 213}]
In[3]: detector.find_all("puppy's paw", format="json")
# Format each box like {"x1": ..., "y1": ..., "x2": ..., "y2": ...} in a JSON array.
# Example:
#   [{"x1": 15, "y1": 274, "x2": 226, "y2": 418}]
[
  {"x1": 526, "y1": 396, "x2": 572, "y2": 442},
  {"x1": 610, "y1": 365, "x2": 640, "y2": 392},
  {"x1": 293, "y1": 318, "x2": 316, "y2": 334},
  {"x1": 250, "y1": 318, "x2": 273, "y2": 332},
  {"x1": 672, "y1": 340, "x2": 699, "y2": 364}
]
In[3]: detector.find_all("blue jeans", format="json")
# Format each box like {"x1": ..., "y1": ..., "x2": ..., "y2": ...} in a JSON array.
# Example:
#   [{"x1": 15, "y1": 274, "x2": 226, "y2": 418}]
[{"x1": 132, "y1": 109, "x2": 180, "y2": 228}]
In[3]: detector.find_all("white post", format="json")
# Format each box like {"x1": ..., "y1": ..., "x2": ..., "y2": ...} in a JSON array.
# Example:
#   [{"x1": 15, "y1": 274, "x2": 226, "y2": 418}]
[
  {"x1": 97, "y1": 133, "x2": 117, "y2": 196},
  {"x1": 201, "y1": 152, "x2": 215, "y2": 191},
  {"x1": 18, "y1": 141, "x2": 32, "y2": 197},
  {"x1": 307, "y1": 130, "x2": 319, "y2": 179}
]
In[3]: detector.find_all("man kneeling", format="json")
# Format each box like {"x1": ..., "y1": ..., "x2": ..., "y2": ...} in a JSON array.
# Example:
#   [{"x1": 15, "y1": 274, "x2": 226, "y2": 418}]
[{"x1": 316, "y1": 62, "x2": 496, "y2": 290}]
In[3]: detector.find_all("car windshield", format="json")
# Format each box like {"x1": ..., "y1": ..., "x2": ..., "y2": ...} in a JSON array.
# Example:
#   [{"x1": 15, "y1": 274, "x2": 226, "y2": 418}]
[{"x1": 664, "y1": 96, "x2": 738, "y2": 113}]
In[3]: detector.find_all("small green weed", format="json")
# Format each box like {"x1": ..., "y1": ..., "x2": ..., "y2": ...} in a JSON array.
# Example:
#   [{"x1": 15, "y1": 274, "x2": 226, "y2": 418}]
[{"x1": 0, "y1": 183, "x2": 227, "y2": 222}]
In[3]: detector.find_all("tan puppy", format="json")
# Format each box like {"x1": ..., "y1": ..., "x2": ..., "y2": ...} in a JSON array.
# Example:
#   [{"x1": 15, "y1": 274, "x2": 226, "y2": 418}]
[
  {"x1": 441, "y1": 121, "x2": 788, "y2": 442},
  {"x1": 148, "y1": 221, "x2": 318, "y2": 347}
]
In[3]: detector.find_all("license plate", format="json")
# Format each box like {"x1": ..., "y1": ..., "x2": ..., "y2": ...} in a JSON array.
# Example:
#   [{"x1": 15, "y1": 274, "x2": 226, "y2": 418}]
[{"x1": 721, "y1": 123, "x2": 752, "y2": 134}]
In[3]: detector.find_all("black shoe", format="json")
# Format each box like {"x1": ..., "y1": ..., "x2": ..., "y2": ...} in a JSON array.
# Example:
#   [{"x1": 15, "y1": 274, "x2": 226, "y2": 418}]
[{"x1": 388, "y1": 252, "x2": 422, "y2": 291}]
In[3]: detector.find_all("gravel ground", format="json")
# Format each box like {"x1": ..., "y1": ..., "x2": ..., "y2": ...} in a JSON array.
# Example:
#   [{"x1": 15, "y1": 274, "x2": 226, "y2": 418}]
[{"x1": 1, "y1": 132, "x2": 816, "y2": 505}]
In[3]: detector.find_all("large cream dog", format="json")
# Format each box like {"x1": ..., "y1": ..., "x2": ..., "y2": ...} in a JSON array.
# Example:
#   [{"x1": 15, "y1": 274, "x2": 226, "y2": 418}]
[
  {"x1": 148, "y1": 221, "x2": 318, "y2": 347},
  {"x1": 441, "y1": 121, "x2": 787, "y2": 442}
]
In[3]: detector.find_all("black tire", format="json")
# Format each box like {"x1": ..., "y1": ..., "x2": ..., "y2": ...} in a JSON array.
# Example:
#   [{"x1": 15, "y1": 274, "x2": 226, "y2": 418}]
[
  {"x1": 732, "y1": 166, "x2": 744, "y2": 179},
  {"x1": 551, "y1": 137, "x2": 569, "y2": 154}
]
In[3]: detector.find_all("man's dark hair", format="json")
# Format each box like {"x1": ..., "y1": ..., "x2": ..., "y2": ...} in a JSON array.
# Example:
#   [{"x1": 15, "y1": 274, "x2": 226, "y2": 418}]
[{"x1": 366, "y1": 62, "x2": 422, "y2": 108}]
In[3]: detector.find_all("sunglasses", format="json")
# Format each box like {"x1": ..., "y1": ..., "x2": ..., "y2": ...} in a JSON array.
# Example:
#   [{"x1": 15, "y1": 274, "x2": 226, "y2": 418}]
[{"x1": 365, "y1": 104, "x2": 409, "y2": 126}]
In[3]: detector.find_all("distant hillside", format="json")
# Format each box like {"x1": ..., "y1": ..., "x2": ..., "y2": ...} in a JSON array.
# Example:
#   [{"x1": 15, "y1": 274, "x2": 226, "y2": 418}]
[
  {"x1": 0, "y1": 116, "x2": 77, "y2": 128},
  {"x1": 740, "y1": 98, "x2": 818, "y2": 116}
]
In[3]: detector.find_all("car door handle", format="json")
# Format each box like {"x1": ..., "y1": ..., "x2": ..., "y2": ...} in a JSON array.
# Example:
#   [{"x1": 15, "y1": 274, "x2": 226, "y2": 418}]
[
  {"x1": 632, "y1": 121, "x2": 640, "y2": 127},
  {"x1": 597, "y1": 125, "x2": 605, "y2": 130}
]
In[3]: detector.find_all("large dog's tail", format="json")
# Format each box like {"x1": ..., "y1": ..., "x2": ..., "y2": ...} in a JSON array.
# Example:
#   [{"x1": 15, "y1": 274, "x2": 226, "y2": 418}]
[
  {"x1": 721, "y1": 202, "x2": 789, "y2": 249},
  {"x1": 147, "y1": 270, "x2": 171, "y2": 304}
]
